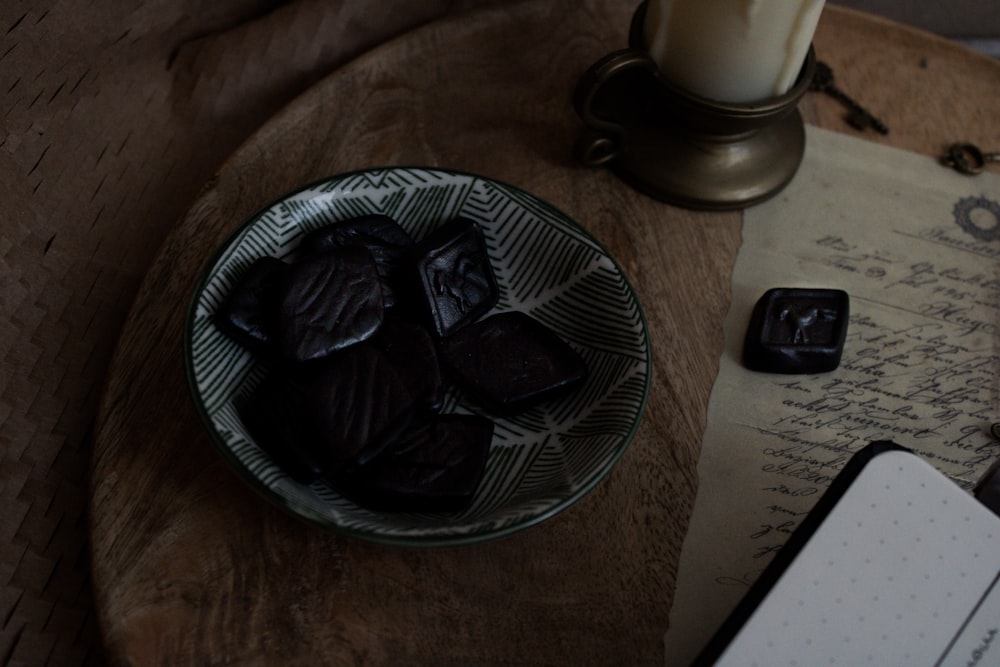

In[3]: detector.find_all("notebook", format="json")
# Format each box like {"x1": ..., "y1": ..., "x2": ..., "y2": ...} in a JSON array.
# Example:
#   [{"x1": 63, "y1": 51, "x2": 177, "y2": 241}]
[{"x1": 692, "y1": 442, "x2": 1000, "y2": 666}]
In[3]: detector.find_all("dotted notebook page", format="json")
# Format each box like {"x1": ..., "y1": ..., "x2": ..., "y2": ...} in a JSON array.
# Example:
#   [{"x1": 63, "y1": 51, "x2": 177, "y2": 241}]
[{"x1": 714, "y1": 450, "x2": 1000, "y2": 666}]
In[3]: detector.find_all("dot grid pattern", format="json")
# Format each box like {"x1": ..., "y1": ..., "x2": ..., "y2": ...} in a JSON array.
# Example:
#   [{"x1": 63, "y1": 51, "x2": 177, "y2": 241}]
[{"x1": 715, "y1": 450, "x2": 1000, "y2": 666}]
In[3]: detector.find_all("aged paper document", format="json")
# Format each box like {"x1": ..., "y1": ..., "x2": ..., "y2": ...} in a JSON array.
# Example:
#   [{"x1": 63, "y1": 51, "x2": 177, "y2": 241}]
[{"x1": 664, "y1": 126, "x2": 1000, "y2": 665}]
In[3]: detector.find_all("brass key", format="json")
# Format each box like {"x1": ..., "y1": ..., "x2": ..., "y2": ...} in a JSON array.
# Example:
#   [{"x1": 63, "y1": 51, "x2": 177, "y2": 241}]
[{"x1": 810, "y1": 61, "x2": 889, "y2": 135}]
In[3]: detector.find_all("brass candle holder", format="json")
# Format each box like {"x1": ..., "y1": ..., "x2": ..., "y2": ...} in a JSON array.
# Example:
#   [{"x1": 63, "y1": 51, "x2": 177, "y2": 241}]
[{"x1": 573, "y1": 2, "x2": 816, "y2": 211}]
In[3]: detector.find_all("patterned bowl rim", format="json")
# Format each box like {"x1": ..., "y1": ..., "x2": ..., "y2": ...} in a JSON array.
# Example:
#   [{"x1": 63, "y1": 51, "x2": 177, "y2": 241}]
[{"x1": 183, "y1": 166, "x2": 651, "y2": 547}]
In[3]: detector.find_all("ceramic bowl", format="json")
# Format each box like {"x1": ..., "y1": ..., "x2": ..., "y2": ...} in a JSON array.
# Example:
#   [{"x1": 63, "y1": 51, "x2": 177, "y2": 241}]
[{"x1": 185, "y1": 167, "x2": 650, "y2": 546}]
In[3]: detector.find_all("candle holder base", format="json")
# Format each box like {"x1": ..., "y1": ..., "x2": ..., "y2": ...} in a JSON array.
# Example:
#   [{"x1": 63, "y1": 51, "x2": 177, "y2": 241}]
[{"x1": 573, "y1": 4, "x2": 816, "y2": 211}]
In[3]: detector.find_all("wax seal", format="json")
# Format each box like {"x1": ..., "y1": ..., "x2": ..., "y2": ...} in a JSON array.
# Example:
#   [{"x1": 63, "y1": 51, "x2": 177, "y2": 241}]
[{"x1": 743, "y1": 288, "x2": 849, "y2": 374}]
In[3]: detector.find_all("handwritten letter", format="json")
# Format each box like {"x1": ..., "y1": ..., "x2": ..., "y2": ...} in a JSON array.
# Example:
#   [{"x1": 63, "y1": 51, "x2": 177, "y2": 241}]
[{"x1": 664, "y1": 127, "x2": 1000, "y2": 665}]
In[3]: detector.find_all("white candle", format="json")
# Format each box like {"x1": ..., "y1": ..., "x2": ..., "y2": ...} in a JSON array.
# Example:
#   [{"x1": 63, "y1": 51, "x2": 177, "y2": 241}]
[{"x1": 642, "y1": 0, "x2": 826, "y2": 104}]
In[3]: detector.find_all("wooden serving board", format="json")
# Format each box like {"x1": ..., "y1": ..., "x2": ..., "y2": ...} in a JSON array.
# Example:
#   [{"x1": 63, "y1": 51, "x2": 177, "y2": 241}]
[{"x1": 89, "y1": 2, "x2": 1000, "y2": 664}]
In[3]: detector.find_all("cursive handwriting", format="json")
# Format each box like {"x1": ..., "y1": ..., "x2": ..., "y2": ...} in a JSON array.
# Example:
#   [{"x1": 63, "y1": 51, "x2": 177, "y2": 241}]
[
  {"x1": 918, "y1": 226, "x2": 1000, "y2": 259},
  {"x1": 964, "y1": 628, "x2": 997, "y2": 667},
  {"x1": 728, "y1": 229, "x2": 1000, "y2": 565}
]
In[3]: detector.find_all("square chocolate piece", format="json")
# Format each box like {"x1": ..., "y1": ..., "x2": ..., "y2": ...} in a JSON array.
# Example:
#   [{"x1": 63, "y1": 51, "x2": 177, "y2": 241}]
[
  {"x1": 411, "y1": 218, "x2": 499, "y2": 337},
  {"x1": 332, "y1": 414, "x2": 494, "y2": 513},
  {"x1": 438, "y1": 311, "x2": 588, "y2": 414},
  {"x1": 743, "y1": 288, "x2": 849, "y2": 374}
]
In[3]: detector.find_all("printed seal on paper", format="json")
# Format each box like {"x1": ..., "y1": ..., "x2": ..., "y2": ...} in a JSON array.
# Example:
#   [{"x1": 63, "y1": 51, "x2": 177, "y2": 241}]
[{"x1": 952, "y1": 195, "x2": 1000, "y2": 242}]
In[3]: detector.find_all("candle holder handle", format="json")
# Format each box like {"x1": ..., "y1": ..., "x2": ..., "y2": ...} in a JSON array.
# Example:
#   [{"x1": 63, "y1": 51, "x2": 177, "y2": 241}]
[
  {"x1": 573, "y1": 1, "x2": 816, "y2": 210},
  {"x1": 573, "y1": 49, "x2": 660, "y2": 167}
]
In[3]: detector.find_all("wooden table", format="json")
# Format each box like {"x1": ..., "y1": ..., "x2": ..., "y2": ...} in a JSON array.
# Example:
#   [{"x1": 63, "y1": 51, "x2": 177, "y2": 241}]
[{"x1": 88, "y1": 3, "x2": 1000, "y2": 665}]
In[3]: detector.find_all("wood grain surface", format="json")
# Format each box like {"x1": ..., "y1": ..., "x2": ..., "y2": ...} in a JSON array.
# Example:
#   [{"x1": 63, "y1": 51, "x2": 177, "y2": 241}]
[
  {"x1": 4, "y1": 3, "x2": 505, "y2": 666},
  {"x1": 88, "y1": 2, "x2": 1000, "y2": 665}
]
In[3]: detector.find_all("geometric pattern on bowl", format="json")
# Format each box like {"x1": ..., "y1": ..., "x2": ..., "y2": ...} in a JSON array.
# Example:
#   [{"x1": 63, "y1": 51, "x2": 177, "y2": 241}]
[{"x1": 184, "y1": 167, "x2": 650, "y2": 546}]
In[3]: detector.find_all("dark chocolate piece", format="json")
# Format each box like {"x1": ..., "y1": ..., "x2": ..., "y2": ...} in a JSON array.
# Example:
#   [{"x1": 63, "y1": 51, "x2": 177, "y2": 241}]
[
  {"x1": 371, "y1": 316, "x2": 444, "y2": 411},
  {"x1": 334, "y1": 414, "x2": 494, "y2": 513},
  {"x1": 439, "y1": 311, "x2": 588, "y2": 414},
  {"x1": 299, "y1": 214, "x2": 414, "y2": 253},
  {"x1": 214, "y1": 256, "x2": 288, "y2": 354},
  {"x1": 241, "y1": 342, "x2": 423, "y2": 481},
  {"x1": 743, "y1": 288, "x2": 849, "y2": 374},
  {"x1": 306, "y1": 343, "x2": 419, "y2": 472},
  {"x1": 411, "y1": 217, "x2": 499, "y2": 337},
  {"x1": 299, "y1": 215, "x2": 414, "y2": 308},
  {"x1": 277, "y1": 247, "x2": 384, "y2": 362},
  {"x1": 240, "y1": 369, "x2": 328, "y2": 484}
]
